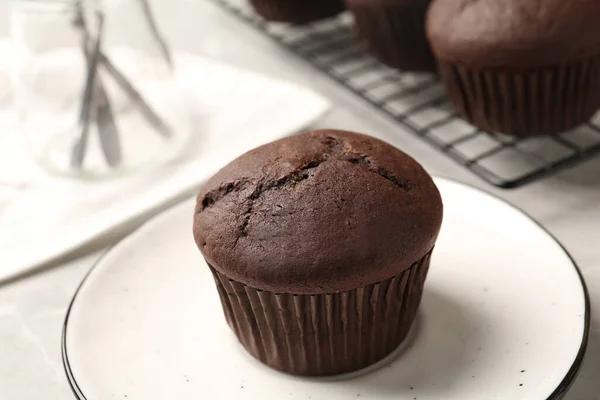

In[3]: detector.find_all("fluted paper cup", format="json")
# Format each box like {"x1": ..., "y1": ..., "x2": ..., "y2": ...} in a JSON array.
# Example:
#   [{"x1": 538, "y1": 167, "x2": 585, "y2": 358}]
[{"x1": 208, "y1": 250, "x2": 432, "y2": 376}]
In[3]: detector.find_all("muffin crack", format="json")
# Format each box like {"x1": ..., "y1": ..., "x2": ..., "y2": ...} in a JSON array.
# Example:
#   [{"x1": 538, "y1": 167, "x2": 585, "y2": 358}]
[
  {"x1": 238, "y1": 184, "x2": 263, "y2": 239},
  {"x1": 341, "y1": 153, "x2": 410, "y2": 191},
  {"x1": 233, "y1": 135, "x2": 343, "y2": 240},
  {"x1": 200, "y1": 179, "x2": 250, "y2": 211},
  {"x1": 235, "y1": 156, "x2": 328, "y2": 243},
  {"x1": 322, "y1": 135, "x2": 410, "y2": 190}
]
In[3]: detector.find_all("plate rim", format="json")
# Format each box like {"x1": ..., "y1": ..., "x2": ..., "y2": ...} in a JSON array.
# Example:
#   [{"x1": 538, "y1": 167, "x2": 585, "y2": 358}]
[{"x1": 61, "y1": 176, "x2": 591, "y2": 400}]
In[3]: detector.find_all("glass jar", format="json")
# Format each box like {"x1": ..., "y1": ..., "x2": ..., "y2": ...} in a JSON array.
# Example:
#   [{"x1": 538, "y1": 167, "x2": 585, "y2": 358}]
[{"x1": 10, "y1": 0, "x2": 191, "y2": 179}]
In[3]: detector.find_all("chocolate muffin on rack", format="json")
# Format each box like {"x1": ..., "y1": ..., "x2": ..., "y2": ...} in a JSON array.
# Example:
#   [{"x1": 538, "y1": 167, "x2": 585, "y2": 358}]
[
  {"x1": 249, "y1": 0, "x2": 345, "y2": 24},
  {"x1": 346, "y1": 0, "x2": 436, "y2": 72},
  {"x1": 427, "y1": 0, "x2": 600, "y2": 136},
  {"x1": 194, "y1": 129, "x2": 443, "y2": 376}
]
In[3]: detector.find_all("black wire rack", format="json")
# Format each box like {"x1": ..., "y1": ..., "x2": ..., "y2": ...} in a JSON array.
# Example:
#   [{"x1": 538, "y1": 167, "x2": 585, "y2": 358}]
[{"x1": 211, "y1": 0, "x2": 600, "y2": 189}]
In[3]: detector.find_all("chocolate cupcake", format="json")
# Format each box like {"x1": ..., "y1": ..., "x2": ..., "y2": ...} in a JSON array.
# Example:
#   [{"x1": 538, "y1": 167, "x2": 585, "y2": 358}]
[
  {"x1": 194, "y1": 130, "x2": 443, "y2": 376},
  {"x1": 346, "y1": 0, "x2": 436, "y2": 72},
  {"x1": 249, "y1": 0, "x2": 345, "y2": 24},
  {"x1": 427, "y1": 0, "x2": 600, "y2": 137}
]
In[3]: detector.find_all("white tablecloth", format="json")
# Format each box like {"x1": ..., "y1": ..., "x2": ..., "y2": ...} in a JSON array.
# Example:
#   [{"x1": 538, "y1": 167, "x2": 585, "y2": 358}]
[{"x1": 0, "y1": 52, "x2": 329, "y2": 282}]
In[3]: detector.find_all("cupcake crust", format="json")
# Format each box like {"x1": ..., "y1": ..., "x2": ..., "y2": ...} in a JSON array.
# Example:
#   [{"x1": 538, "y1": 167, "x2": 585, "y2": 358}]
[
  {"x1": 427, "y1": 0, "x2": 600, "y2": 68},
  {"x1": 194, "y1": 130, "x2": 443, "y2": 295}
]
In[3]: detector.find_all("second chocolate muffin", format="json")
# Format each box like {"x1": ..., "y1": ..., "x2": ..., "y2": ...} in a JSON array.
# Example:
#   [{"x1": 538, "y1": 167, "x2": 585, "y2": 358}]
[
  {"x1": 346, "y1": 0, "x2": 436, "y2": 72},
  {"x1": 249, "y1": 0, "x2": 345, "y2": 24},
  {"x1": 194, "y1": 130, "x2": 443, "y2": 376},
  {"x1": 427, "y1": 0, "x2": 600, "y2": 137}
]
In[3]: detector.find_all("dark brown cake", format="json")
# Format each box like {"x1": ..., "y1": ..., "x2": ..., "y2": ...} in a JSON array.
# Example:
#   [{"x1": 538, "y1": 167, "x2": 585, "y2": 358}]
[
  {"x1": 194, "y1": 130, "x2": 443, "y2": 376},
  {"x1": 249, "y1": 0, "x2": 345, "y2": 24},
  {"x1": 346, "y1": 0, "x2": 436, "y2": 72},
  {"x1": 427, "y1": 0, "x2": 600, "y2": 136}
]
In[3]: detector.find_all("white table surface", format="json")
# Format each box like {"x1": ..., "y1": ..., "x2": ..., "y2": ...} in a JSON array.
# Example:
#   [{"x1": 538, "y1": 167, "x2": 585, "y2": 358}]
[{"x1": 1, "y1": 1, "x2": 599, "y2": 399}]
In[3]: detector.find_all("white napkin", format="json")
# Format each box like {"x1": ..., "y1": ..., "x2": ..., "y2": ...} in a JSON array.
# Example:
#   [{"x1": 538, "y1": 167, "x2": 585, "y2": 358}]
[{"x1": 0, "y1": 52, "x2": 329, "y2": 282}]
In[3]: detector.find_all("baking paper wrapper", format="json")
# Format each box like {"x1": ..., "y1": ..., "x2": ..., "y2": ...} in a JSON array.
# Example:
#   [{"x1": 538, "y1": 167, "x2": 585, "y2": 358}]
[
  {"x1": 349, "y1": 2, "x2": 435, "y2": 72},
  {"x1": 438, "y1": 58, "x2": 600, "y2": 137},
  {"x1": 209, "y1": 251, "x2": 432, "y2": 376},
  {"x1": 249, "y1": 0, "x2": 345, "y2": 24}
]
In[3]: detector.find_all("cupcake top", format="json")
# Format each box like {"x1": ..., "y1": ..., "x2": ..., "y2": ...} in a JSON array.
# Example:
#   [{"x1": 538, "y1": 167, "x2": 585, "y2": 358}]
[
  {"x1": 194, "y1": 130, "x2": 443, "y2": 294},
  {"x1": 427, "y1": 0, "x2": 600, "y2": 68}
]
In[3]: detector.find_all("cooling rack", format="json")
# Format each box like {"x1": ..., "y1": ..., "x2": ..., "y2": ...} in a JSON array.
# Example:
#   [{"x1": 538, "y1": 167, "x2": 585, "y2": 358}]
[{"x1": 212, "y1": 0, "x2": 600, "y2": 188}]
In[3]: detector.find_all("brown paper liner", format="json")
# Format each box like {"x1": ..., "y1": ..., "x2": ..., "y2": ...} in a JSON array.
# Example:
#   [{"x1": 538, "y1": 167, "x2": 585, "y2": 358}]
[
  {"x1": 438, "y1": 57, "x2": 600, "y2": 137},
  {"x1": 209, "y1": 250, "x2": 432, "y2": 376},
  {"x1": 348, "y1": 2, "x2": 436, "y2": 73},
  {"x1": 249, "y1": 0, "x2": 345, "y2": 24}
]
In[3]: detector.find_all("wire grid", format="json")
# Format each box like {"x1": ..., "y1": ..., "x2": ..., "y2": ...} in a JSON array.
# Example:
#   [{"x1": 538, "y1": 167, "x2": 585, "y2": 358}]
[{"x1": 212, "y1": 0, "x2": 600, "y2": 188}]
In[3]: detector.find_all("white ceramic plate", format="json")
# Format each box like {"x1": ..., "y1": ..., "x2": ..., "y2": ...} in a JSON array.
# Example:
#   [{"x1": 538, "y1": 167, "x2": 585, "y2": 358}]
[{"x1": 62, "y1": 178, "x2": 589, "y2": 400}]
